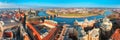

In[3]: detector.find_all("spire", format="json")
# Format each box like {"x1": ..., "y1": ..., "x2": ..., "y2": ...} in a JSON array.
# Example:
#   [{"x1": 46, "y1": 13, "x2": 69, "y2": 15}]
[
  {"x1": 84, "y1": 18, "x2": 88, "y2": 22},
  {"x1": 74, "y1": 19, "x2": 78, "y2": 25},
  {"x1": 18, "y1": 8, "x2": 21, "y2": 14},
  {"x1": 75, "y1": 19, "x2": 78, "y2": 22},
  {"x1": 18, "y1": 8, "x2": 20, "y2": 12},
  {"x1": 30, "y1": 8, "x2": 32, "y2": 12}
]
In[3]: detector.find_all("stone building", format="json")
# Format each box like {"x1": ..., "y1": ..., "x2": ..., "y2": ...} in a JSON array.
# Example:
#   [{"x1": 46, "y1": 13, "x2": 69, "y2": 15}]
[
  {"x1": 100, "y1": 17, "x2": 112, "y2": 31},
  {"x1": 74, "y1": 18, "x2": 95, "y2": 29}
]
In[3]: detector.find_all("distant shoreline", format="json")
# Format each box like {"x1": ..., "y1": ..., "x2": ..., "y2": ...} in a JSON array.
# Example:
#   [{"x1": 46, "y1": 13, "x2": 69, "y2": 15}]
[
  {"x1": 56, "y1": 15, "x2": 98, "y2": 18},
  {"x1": 46, "y1": 11, "x2": 104, "y2": 18}
]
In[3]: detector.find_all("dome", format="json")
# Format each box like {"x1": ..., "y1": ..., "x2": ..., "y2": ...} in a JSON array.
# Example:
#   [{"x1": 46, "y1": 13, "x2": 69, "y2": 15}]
[{"x1": 101, "y1": 19, "x2": 112, "y2": 31}]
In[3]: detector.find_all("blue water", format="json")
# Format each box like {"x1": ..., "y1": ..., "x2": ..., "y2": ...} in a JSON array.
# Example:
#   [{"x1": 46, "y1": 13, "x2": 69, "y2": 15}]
[
  {"x1": 38, "y1": 11, "x2": 112, "y2": 25},
  {"x1": 38, "y1": 11, "x2": 49, "y2": 16}
]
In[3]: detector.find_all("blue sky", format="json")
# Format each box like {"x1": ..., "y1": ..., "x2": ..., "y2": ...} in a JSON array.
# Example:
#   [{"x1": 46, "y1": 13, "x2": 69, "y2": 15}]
[{"x1": 0, "y1": 0, "x2": 120, "y2": 8}]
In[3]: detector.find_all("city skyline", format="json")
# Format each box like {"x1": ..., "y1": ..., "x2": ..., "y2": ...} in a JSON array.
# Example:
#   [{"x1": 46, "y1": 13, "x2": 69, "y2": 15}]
[{"x1": 0, "y1": 0, "x2": 120, "y2": 8}]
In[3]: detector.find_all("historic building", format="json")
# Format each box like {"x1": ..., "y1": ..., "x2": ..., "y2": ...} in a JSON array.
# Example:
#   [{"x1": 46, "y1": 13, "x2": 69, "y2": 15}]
[
  {"x1": 74, "y1": 18, "x2": 95, "y2": 29},
  {"x1": 78, "y1": 28, "x2": 100, "y2": 40},
  {"x1": 100, "y1": 17, "x2": 112, "y2": 31}
]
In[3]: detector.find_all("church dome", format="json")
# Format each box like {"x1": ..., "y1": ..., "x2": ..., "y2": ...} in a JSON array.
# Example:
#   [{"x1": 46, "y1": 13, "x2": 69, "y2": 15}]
[{"x1": 101, "y1": 17, "x2": 112, "y2": 31}]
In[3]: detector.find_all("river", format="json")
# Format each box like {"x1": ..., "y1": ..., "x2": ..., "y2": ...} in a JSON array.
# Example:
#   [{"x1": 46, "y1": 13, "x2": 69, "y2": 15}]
[{"x1": 38, "y1": 10, "x2": 112, "y2": 25}]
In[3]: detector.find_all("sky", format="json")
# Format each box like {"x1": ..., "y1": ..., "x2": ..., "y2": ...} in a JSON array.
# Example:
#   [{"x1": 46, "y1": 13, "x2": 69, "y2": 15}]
[{"x1": 0, "y1": 0, "x2": 120, "y2": 8}]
